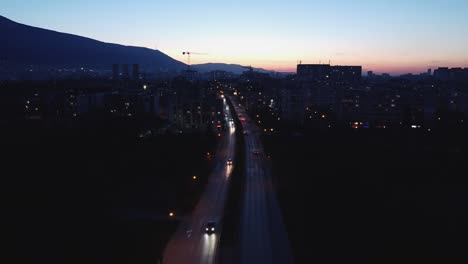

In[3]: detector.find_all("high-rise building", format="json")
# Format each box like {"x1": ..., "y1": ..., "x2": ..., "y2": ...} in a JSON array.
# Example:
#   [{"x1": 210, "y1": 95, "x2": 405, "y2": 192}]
[
  {"x1": 433, "y1": 67, "x2": 467, "y2": 81},
  {"x1": 122, "y1": 64, "x2": 130, "y2": 79},
  {"x1": 295, "y1": 63, "x2": 362, "y2": 119},
  {"x1": 368, "y1": 71, "x2": 374, "y2": 78},
  {"x1": 297, "y1": 64, "x2": 331, "y2": 81},
  {"x1": 132, "y1": 64, "x2": 139, "y2": 80},
  {"x1": 450, "y1": 68, "x2": 464, "y2": 81},
  {"x1": 112, "y1": 64, "x2": 119, "y2": 80},
  {"x1": 428, "y1": 68, "x2": 432, "y2": 76},
  {"x1": 330, "y1": 66, "x2": 362, "y2": 82},
  {"x1": 297, "y1": 64, "x2": 362, "y2": 82},
  {"x1": 280, "y1": 80, "x2": 307, "y2": 123},
  {"x1": 434, "y1": 67, "x2": 449, "y2": 80}
]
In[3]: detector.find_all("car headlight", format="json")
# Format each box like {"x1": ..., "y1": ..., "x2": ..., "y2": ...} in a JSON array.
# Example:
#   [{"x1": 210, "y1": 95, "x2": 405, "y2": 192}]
[
  {"x1": 211, "y1": 228, "x2": 215, "y2": 231},
  {"x1": 206, "y1": 228, "x2": 209, "y2": 231}
]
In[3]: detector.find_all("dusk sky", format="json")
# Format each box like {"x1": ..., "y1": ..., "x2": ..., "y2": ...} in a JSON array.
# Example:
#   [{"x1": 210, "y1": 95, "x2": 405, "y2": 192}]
[{"x1": 3, "y1": 0, "x2": 468, "y2": 74}]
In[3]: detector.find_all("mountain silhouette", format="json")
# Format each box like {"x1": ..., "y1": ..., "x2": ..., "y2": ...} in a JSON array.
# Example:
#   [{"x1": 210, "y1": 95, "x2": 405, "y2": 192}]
[{"x1": 0, "y1": 15, "x2": 185, "y2": 71}]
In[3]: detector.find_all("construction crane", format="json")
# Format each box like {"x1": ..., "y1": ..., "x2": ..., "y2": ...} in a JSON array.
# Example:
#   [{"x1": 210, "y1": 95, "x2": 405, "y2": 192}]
[
  {"x1": 182, "y1": 51, "x2": 192, "y2": 68},
  {"x1": 182, "y1": 51, "x2": 206, "y2": 71}
]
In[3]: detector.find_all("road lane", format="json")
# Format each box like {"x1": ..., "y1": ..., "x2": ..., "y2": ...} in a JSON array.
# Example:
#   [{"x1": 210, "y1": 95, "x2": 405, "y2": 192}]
[
  {"x1": 230, "y1": 97, "x2": 294, "y2": 264},
  {"x1": 163, "y1": 97, "x2": 236, "y2": 264}
]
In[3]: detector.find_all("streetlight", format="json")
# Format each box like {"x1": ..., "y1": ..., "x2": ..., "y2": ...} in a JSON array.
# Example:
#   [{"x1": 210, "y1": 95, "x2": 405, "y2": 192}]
[
  {"x1": 169, "y1": 212, "x2": 175, "y2": 217},
  {"x1": 193, "y1": 176, "x2": 197, "y2": 180}
]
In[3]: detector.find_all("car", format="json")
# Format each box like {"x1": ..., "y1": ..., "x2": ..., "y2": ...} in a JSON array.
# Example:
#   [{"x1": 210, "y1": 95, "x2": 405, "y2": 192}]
[
  {"x1": 243, "y1": 131, "x2": 249, "y2": 135},
  {"x1": 227, "y1": 158, "x2": 233, "y2": 165},
  {"x1": 252, "y1": 149, "x2": 261, "y2": 155},
  {"x1": 205, "y1": 221, "x2": 216, "y2": 234}
]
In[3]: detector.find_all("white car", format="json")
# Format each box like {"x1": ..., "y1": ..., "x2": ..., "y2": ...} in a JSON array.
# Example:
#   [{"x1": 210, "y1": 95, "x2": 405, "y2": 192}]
[{"x1": 227, "y1": 159, "x2": 233, "y2": 165}]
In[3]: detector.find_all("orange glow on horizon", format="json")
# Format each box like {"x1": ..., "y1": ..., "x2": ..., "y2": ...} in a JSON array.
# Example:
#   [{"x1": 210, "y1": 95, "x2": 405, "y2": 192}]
[{"x1": 166, "y1": 49, "x2": 467, "y2": 75}]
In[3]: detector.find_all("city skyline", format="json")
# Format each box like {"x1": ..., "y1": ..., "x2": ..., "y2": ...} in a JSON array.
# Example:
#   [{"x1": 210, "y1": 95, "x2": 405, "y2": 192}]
[{"x1": 2, "y1": 0, "x2": 468, "y2": 74}]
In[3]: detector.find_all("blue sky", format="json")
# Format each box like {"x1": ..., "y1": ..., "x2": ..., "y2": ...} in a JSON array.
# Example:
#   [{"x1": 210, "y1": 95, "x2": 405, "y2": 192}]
[{"x1": 2, "y1": 0, "x2": 468, "y2": 73}]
